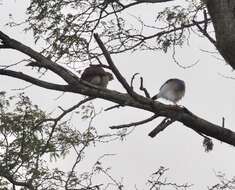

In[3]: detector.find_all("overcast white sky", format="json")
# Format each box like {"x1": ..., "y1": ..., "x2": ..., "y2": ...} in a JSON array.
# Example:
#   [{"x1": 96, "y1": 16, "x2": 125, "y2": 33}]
[{"x1": 1, "y1": 0, "x2": 235, "y2": 189}]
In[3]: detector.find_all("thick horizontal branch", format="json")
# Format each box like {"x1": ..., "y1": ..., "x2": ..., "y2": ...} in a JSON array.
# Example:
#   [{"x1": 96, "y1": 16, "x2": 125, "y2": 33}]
[
  {"x1": 74, "y1": 87, "x2": 235, "y2": 147},
  {"x1": 70, "y1": 81, "x2": 235, "y2": 146},
  {"x1": 0, "y1": 69, "x2": 70, "y2": 92},
  {"x1": 0, "y1": 32, "x2": 235, "y2": 148},
  {"x1": 1, "y1": 65, "x2": 235, "y2": 147}
]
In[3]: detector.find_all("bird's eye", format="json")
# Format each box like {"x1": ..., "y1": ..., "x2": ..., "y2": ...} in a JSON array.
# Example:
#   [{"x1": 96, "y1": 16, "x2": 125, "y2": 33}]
[{"x1": 109, "y1": 74, "x2": 113, "y2": 80}]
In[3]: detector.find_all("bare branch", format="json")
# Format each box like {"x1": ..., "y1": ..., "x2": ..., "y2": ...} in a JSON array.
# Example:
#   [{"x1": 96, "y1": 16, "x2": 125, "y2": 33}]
[
  {"x1": 0, "y1": 69, "x2": 70, "y2": 92},
  {"x1": 121, "y1": 0, "x2": 174, "y2": 9},
  {"x1": 140, "y1": 77, "x2": 150, "y2": 98},
  {"x1": 110, "y1": 114, "x2": 159, "y2": 129},
  {"x1": 130, "y1": 74, "x2": 150, "y2": 97},
  {"x1": 135, "y1": 0, "x2": 174, "y2": 3},
  {"x1": 104, "y1": 104, "x2": 123, "y2": 111},
  {"x1": 192, "y1": 20, "x2": 216, "y2": 45},
  {"x1": 130, "y1": 73, "x2": 140, "y2": 89},
  {"x1": 148, "y1": 118, "x2": 175, "y2": 138}
]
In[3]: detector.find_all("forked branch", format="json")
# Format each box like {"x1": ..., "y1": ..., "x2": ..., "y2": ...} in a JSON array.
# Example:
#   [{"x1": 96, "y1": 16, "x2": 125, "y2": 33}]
[{"x1": 94, "y1": 33, "x2": 141, "y2": 101}]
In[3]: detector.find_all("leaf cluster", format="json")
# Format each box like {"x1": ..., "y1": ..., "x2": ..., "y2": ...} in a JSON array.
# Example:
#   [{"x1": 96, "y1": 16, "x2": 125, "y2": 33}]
[
  {"x1": 0, "y1": 92, "x2": 98, "y2": 189},
  {"x1": 23, "y1": 0, "x2": 207, "y2": 65}
]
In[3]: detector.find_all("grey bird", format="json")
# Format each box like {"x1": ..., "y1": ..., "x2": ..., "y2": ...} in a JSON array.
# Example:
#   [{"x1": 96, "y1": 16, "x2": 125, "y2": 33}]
[
  {"x1": 152, "y1": 78, "x2": 185, "y2": 104},
  {"x1": 81, "y1": 65, "x2": 113, "y2": 88}
]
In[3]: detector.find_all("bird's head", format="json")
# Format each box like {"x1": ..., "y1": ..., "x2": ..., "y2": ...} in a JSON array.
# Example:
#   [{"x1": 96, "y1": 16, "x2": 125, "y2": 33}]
[{"x1": 105, "y1": 72, "x2": 114, "y2": 81}]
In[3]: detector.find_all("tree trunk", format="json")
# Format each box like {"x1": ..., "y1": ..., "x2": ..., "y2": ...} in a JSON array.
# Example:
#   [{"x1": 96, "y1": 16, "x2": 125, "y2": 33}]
[{"x1": 206, "y1": 0, "x2": 235, "y2": 69}]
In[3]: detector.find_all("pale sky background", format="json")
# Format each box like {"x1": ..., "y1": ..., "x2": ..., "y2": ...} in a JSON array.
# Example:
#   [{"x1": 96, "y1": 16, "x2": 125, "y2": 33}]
[{"x1": 1, "y1": 0, "x2": 235, "y2": 189}]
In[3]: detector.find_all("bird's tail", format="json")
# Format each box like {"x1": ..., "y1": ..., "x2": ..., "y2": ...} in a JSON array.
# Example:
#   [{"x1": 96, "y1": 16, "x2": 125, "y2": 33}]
[{"x1": 151, "y1": 93, "x2": 159, "y2": 100}]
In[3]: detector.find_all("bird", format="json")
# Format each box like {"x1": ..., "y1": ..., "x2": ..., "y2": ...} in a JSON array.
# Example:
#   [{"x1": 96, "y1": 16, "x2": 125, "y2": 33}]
[
  {"x1": 81, "y1": 65, "x2": 113, "y2": 88},
  {"x1": 152, "y1": 78, "x2": 185, "y2": 104}
]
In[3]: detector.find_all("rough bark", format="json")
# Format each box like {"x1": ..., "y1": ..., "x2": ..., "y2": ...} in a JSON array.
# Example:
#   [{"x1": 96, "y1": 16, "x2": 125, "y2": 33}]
[{"x1": 206, "y1": 0, "x2": 235, "y2": 69}]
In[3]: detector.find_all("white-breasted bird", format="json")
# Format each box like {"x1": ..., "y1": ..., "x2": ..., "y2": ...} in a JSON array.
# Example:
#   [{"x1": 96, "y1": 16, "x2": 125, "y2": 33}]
[
  {"x1": 152, "y1": 78, "x2": 185, "y2": 104},
  {"x1": 81, "y1": 65, "x2": 113, "y2": 88}
]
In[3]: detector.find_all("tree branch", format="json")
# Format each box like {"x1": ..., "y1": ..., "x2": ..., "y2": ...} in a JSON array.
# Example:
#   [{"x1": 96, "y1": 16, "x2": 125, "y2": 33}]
[
  {"x1": 0, "y1": 69, "x2": 70, "y2": 92},
  {"x1": 2, "y1": 66, "x2": 235, "y2": 147},
  {"x1": 0, "y1": 166, "x2": 34, "y2": 190},
  {"x1": 148, "y1": 118, "x2": 175, "y2": 138},
  {"x1": 0, "y1": 31, "x2": 79, "y2": 84},
  {"x1": 192, "y1": 20, "x2": 216, "y2": 45},
  {"x1": 39, "y1": 97, "x2": 94, "y2": 155},
  {"x1": 140, "y1": 76, "x2": 150, "y2": 98},
  {"x1": 94, "y1": 33, "x2": 141, "y2": 101},
  {"x1": 135, "y1": 0, "x2": 173, "y2": 3},
  {"x1": 122, "y1": 0, "x2": 174, "y2": 8},
  {"x1": 110, "y1": 114, "x2": 159, "y2": 129},
  {"x1": 0, "y1": 32, "x2": 235, "y2": 147}
]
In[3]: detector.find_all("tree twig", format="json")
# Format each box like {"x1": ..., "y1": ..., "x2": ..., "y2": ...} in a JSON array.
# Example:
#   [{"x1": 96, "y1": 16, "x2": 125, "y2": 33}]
[
  {"x1": 130, "y1": 73, "x2": 140, "y2": 89},
  {"x1": 192, "y1": 20, "x2": 216, "y2": 45},
  {"x1": 148, "y1": 118, "x2": 175, "y2": 138},
  {"x1": 105, "y1": 104, "x2": 123, "y2": 111},
  {"x1": 39, "y1": 97, "x2": 94, "y2": 155},
  {"x1": 140, "y1": 76, "x2": 150, "y2": 98},
  {"x1": 110, "y1": 114, "x2": 159, "y2": 129}
]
